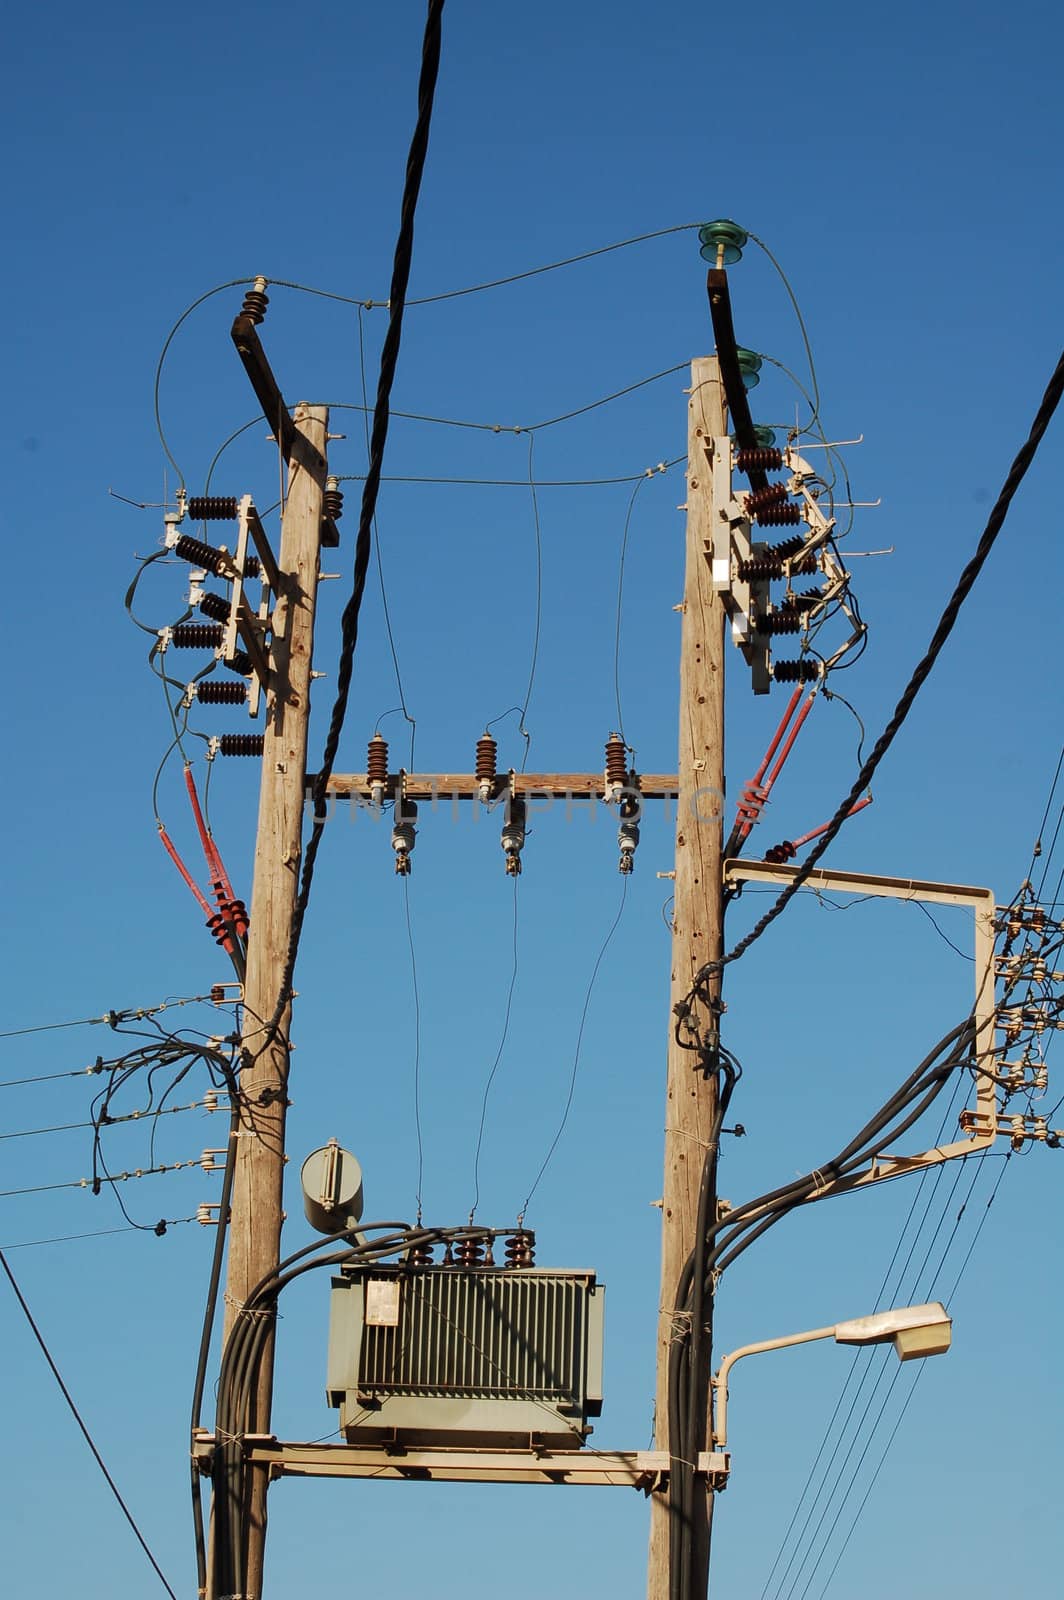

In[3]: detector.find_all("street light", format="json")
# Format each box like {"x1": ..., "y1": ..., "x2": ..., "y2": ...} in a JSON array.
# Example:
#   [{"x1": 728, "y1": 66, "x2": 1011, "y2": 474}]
[{"x1": 711, "y1": 1302, "x2": 952, "y2": 1450}]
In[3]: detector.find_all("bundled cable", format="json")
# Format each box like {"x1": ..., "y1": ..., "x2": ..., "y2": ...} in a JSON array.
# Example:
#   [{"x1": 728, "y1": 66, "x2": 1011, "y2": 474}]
[
  {"x1": 667, "y1": 1012, "x2": 983, "y2": 1600},
  {"x1": 263, "y1": 0, "x2": 446, "y2": 1051}
]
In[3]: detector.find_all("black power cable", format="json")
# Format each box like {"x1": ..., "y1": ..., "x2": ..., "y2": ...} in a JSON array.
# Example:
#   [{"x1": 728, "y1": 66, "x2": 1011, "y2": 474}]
[
  {"x1": 666, "y1": 1013, "x2": 981, "y2": 1600},
  {"x1": 686, "y1": 346, "x2": 1064, "y2": 1004},
  {"x1": 262, "y1": 0, "x2": 445, "y2": 1049},
  {"x1": 0, "y1": 1247, "x2": 179, "y2": 1599}
]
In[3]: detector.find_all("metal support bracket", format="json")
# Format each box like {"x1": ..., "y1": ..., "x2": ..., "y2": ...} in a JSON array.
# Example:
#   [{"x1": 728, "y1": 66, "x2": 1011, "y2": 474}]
[
  {"x1": 723, "y1": 859, "x2": 1001, "y2": 1184},
  {"x1": 189, "y1": 1432, "x2": 723, "y2": 1492}
]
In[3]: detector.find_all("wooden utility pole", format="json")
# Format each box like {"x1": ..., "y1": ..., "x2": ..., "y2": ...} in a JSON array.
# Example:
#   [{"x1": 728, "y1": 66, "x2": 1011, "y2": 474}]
[
  {"x1": 219, "y1": 402, "x2": 329, "y2": 1600},
  {"x1": 647, "y1": 358, "x2": 727, "y2": 1600}
]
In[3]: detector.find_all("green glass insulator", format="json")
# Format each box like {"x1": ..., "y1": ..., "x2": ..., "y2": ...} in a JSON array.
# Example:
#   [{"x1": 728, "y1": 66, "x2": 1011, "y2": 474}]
[
  {"x1": 698, "y1": 218, "x2": 748, "y2": 266},
  {"x1": 735, "y1": 347, "x2": 762, "y2": 390}
]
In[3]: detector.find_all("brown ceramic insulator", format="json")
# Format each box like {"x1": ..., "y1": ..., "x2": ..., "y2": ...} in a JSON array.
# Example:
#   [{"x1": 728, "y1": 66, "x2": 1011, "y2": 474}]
[
  {"x1": 172, "y1": 623, "x2": 224, "y2": 650},
  {"x1": 771, "y1": 659, "x2": 820, "y2": 685},
  {"x1": 756, "y1": 611, "x2": 803, "y2": 637},
  {"x1": 735, "y1": 446, "x2": 783, "y2": 473},
  {"x1": 605, "y1": 733, "x2": 628, "y2": 787},
  {"x1": 199, "y1": 593, "x2": 232, "y2": 624},
  {"x1": 323, "y1": 486, "x2": 344, "y2": 521},
  {"x1": 753, "y1": 501, "x2": 802, "y2": 527},
  {"x1": 744, "y1": 482, "x2": 789, "y2": 515},
  {"x1": 219, "y1": 733, "x2": 265, "y2": 756},
  {"x1": 187, "y1": 496, "x2": 238, "y2": 521},
  {"x1": 367, "y1": 734, "x2": 389, "y2": 787},
  {"x1": 241, "y1": 286, "x2": 269, "y2": 324},
  {"x1": 174, "y1": 534, "x2": 230, "y2": 576},
  {"x1": 504, "y1": 1229, "x2": 536, "y2": 1268},
  {"x1": 737, "y1": 555, "x2": 818, "y2": 582},
  {"x1": 475, "y1": 733, "x2": 498, "y2": 783},
  {"x1": 454, "y1": 1235, "x2": 485, "y2": 1267},
  {"x1": 196, "y1": 679, "x2": 249, "y2": 705},
  {"x1": 408, "y1": 1240, "x2": 434, "y2": 1267}
]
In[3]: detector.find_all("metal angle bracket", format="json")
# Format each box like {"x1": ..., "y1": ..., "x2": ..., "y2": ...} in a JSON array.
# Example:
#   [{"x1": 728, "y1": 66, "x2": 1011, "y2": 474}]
[
  {"x1": 722, "y1": 858, "x2": 1001, "y2": 1182},
  {"x1": 707, "y1": 435, "x2": 770, "y2": 693},
  {"x1": 189, "y1": 1433, "x2": 731, "y2": 1493}
]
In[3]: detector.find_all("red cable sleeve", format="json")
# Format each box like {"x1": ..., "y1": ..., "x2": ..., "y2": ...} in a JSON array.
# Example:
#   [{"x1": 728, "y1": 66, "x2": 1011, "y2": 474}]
[
  {"x1": 750, "y1": 687, "x2": 803, "y2": 787},
  {"x1": 157, "y1": 825, "x2": 214, "y2": 919},
  {"x1": 791, "y1": 796, "x2": 873, "y2": 850},
  {"x1": 184, "y1": 765, "x2": 239, "y2": 905}
]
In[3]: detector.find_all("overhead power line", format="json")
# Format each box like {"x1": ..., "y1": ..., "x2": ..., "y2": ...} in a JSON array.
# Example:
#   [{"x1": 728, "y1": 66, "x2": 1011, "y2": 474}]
[
  {"x1": 0, "y1": 1247, "x2": 179, "y2": 1598},
  {"x1": 262, "y1": 0, "x2": 446, "y2": 1051}
]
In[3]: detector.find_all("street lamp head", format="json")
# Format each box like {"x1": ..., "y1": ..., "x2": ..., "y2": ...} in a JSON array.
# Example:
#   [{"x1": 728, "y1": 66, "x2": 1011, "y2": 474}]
[{"x1": 833, "y1": 1302, "x2": 952, "y2": 1362}]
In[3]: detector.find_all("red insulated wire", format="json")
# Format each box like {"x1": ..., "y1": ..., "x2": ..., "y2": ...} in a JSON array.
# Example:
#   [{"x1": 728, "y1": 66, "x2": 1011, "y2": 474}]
[
  {"x1": 736, "y1": 689, "x2": 818, "y2": 843},
  {"x1": 156, "y1": 826, "x2": 216, "y2": 921},
  {"x1": 183, "y1": 767, "x2": 248, "y2": 943},
  {"x1": 750, "y1": 686, "x2": 803, "y2": 787},
  {"x1": 763, "y1": 688, "x2": 816, "y2": 793},
  {"x1": 183, "y1": 766, "x2": 238, "y2": 904},
  {"x1": 790, "y1": 795, "x2": 873, "y2": 850}
]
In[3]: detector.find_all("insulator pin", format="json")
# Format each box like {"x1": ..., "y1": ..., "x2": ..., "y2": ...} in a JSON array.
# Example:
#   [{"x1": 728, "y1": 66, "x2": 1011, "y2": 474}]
[
  {"x1": 172, "y1": 623, "x2": 224, "y2": 650},
  {"x1": 187, "y1": 496, "x2": 238, "y2": 521},
  {"x1": 735, "y1": 446, "x2": 784, "y2": 473},
  {"x1": 504, "y1": 1229, "x2": 536, "y2": 1268},
  {"x1": 196, "y1": 680, "x2": 249, "y2": 705},
  {"x1": 753, "y1": 501, "x2": 802, "y2": 527},
  {"x1": 772, "y1": 659, "x2": 820, "y2": 684},
  {"x1": 219, "y1": 733, "x2": 265, "y2": 756},
  {"x1": 199, "y1": 593, "x2": 232, "y2": 624}
]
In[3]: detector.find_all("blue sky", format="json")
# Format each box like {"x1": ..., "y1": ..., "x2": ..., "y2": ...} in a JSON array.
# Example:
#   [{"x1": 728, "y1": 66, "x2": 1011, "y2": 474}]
[{"x1": 2, "y1": 3, "x2": 1061, "y2": 1596}]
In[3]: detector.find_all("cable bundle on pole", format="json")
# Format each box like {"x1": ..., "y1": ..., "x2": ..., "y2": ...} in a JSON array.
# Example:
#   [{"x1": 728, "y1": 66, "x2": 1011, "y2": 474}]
[{"x1": 667, "y1": 1014, "x2": 983, "y2": 1600}]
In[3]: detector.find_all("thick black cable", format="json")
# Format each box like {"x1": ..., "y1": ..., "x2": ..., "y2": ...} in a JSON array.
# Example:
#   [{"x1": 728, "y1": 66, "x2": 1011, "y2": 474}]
[
  {"x1": 357, "y1": 305, "x2": 417, "y2": 765},
  {"x1": 667, "y1": 1015, "x2": 978, "y2": 1597},
  {"x1": 691, "y1": 348, "x2": 1064, "y2": 993},
  {"x1": 190, "y1": 1069, "x2": 241, "y2": 1599},
  {"x1": 262, "y1": 0, "x2": 445, "y2": 1049},
  {"x1": 0, "y1": 1247, "x2": 179, "y2": 1598}
]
